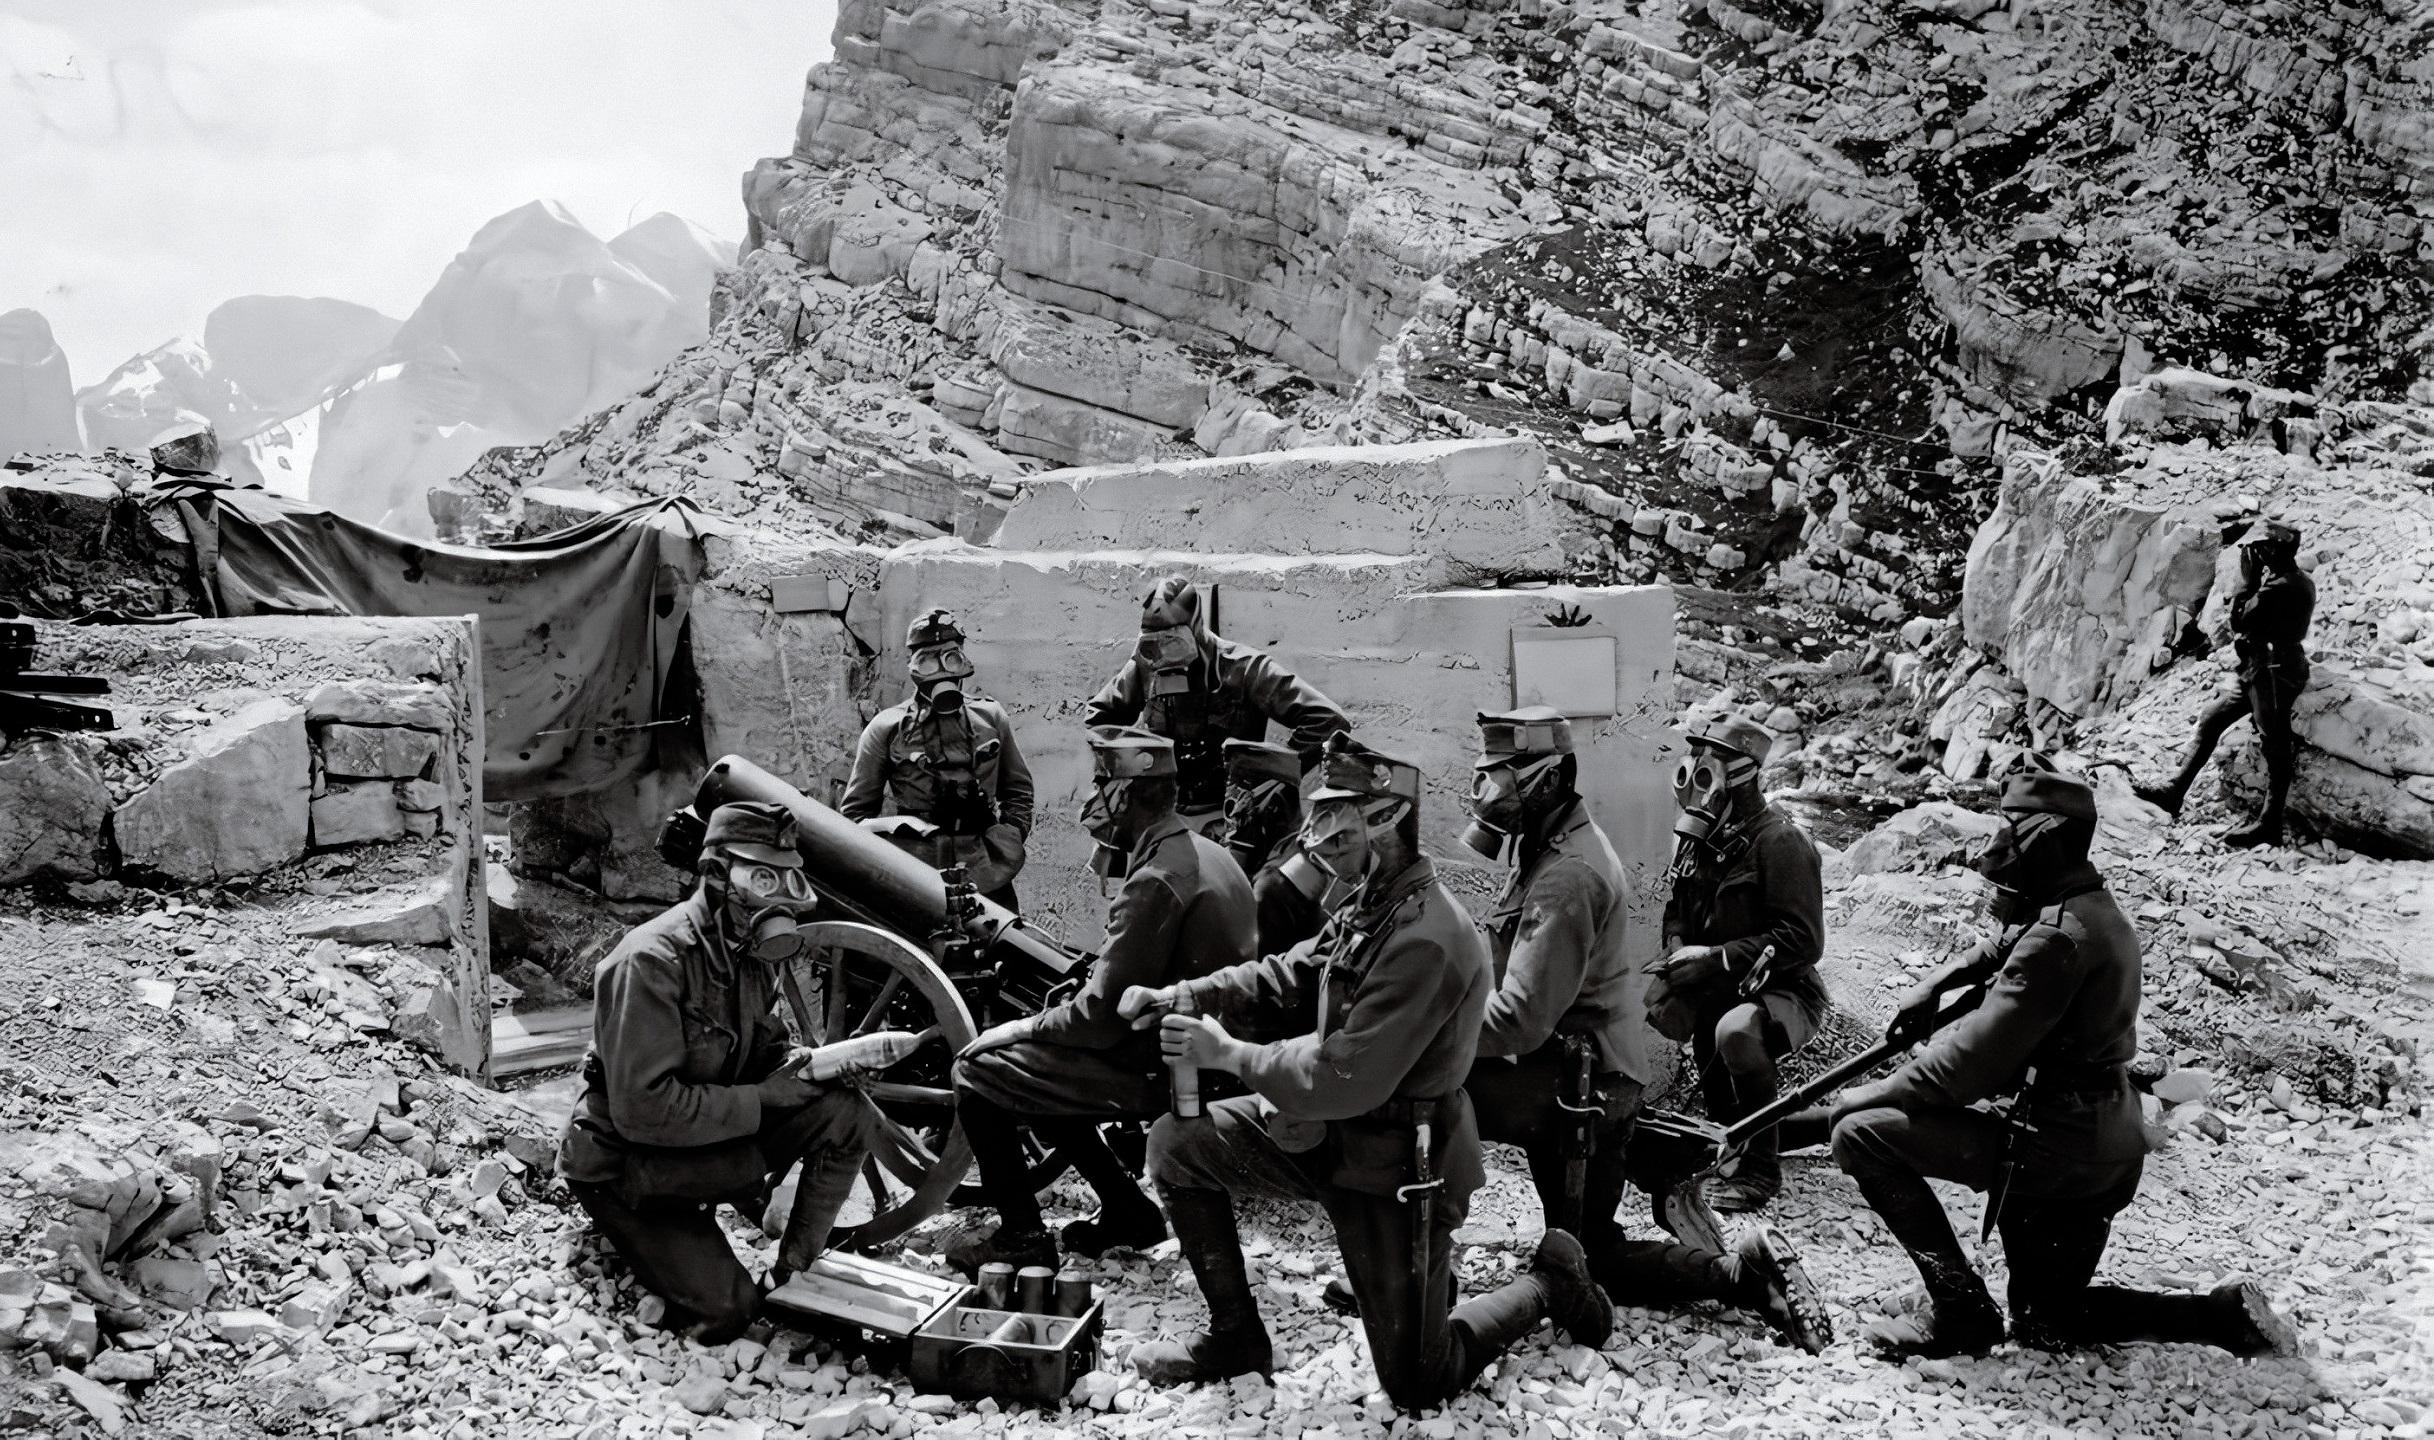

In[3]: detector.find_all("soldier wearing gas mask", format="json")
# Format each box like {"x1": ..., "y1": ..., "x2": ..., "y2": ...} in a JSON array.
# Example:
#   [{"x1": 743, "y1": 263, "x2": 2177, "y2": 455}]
[
  {"x1": 557, "y1": 802, "x2": 882, "y2": 1342},
  {"x1": 1646, "y1": 716, "x2": 1827, "y2": 1213},
  {"x1": 1085, "y1": 576, "x2": 1350, "y2": 824},
  {"x1": 1428, "y1": 707, "x2": 1828, "y2": 1349},
  {"x1": 949, "y1": 728, "x2": 1256, "y2": 1275},
  {"x1": 842, "y1": 609, "x2": 1035, "y2": 909},
  {"x1": 1218, "y1": 737, "x2": 1336, "y2": 957},
  {"x1": 2134, "y1": 518, "x2": 2314, "y2": 848},
  {"x1": 1821, "y1": 762, "x2": 2295, "y2": 1360},
  {"x1": 1117, "y1": 734, "x2": 1610, "y2": 1409}
]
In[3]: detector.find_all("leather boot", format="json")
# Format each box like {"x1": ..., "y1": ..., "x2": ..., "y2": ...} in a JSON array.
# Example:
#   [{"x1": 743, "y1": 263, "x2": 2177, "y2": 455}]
[
  {"x1": 1055, "y1": 1122, "x2": 1168, "y2": 1257},
  {"x1": 2224, "y1": 786, "x2": 2287, "y2": 849},
  {"x1": 2207, "y1": 1280, "x2": 2299, "y2": 1356},
  {"x1": 1723, "y1": 1225, "x2": 1832, "y2": 1354},
  {"x1": 1711, "y1": 1070, "x2": 1782, "y2": 1213},
  {"x1": 2135, "y1": 748, "x2": 2207, "y2": 818},
  {"x1": 2047, "y1": 1280, "x2": 2298, "y2": 1356},
  {"x1": 772, "y1": 1143, "x2": 868, "y2": 1282},
  {"x1": 1530, "y1": 1231, "x2": 1614, "y2": 1348},
  {"x1": 1133, "y1": 1189, "x2": 1273, "y2": 1385},
  {"x1": 1856, "y1": 1177, "x2": 2004, "y2": 1359}
]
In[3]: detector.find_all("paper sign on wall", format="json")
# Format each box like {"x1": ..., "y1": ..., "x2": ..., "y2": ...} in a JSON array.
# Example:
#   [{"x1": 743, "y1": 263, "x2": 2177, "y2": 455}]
[{"x1": 1510, "y1": 628, "x2": 1618, "y2": 718}]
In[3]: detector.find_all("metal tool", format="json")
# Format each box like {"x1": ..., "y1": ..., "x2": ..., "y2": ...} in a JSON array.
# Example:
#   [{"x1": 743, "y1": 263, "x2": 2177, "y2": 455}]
[{"x1": 1981, "y1": 1068, "x2": 2039, "y2": 1243}]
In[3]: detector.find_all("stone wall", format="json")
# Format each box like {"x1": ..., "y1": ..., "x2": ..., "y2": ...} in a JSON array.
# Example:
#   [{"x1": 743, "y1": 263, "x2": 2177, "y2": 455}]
[
  {"x1": 5, "y1": 615, "x2": 492, "y2": 1068},
  {"x1": 875, "y1": 543, "x2": 1674, "y2": 949}
]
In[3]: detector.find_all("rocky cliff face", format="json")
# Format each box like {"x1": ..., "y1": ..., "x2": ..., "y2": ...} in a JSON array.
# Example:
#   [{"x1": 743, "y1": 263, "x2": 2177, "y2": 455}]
[
  {"x1": 456, "y1": 0, "x2": 2426, "y2": 616},
  {"x1": 0, "y1": 309, "x2": 82, "y2": 459}
]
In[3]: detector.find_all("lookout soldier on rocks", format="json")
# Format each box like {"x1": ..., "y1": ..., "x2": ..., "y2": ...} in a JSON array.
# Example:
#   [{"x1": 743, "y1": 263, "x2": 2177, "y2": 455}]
[
  {"x1": 1821, "y1": 762, "x2": 2297, "y2": 1360},
  {"x1": 842, "y1": 609, "x2": 1034, "y2": 908},
  {"x1": 2135, "y1": 518, "x2": 2314, "y2": 848},
  {"x1": 1117, "y1": 733, "x2": 1611, "y2": 1409},
  {"x1": 1646, "y1": 716, "x2": 1827, "y2": 1212},
  {"x1": 1085, "y1": 575, "x2": 1350, "y2": 823},
  {"x1": 949, "y1": 727, "x2": 1256, "y2": 1275},
  {"x1": 557, "y1": 802, "x2": 883, "y2": 1342},
  {"x1": 1218, "y1": 737, "x2": 1336, "y2": 957}
]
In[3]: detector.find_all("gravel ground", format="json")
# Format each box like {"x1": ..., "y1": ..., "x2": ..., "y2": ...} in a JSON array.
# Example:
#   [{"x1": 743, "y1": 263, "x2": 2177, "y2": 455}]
[{"x1": 2, "y1": 840, "x2": 2427, "y2": 1440}]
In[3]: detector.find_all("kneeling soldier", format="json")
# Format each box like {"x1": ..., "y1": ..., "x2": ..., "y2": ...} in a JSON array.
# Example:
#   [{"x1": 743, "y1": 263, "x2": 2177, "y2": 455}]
[
  {"x1": 1440, "y1": 707, "x2": 1828, "y2": 1351},
  {"x1": 558, "y1": 802, "x2": 881, "y2": 1342},
  {"x1": 1119, "y1": 734, "x2": 1611, "y2": 1409},
  {"x1": 1825, "y1": 764, "x2": 2296, "y2": 1359},
  {"x1": 950, "y1": 728, "x2": 1256, "y2": 1272}
]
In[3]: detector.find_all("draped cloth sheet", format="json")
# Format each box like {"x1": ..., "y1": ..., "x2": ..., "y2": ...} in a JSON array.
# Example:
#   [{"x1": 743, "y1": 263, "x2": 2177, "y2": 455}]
[{"x1": 167, "y1": 485, "x2": 715, "y2": 802}]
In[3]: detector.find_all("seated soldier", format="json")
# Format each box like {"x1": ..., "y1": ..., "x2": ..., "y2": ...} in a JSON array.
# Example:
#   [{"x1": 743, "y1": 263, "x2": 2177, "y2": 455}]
[
  {"x1": 949, "y1": 728, "x2": 1257, "y2": 1272},
  {"x1": 557, "y1": 802, "x2": 882, "y2": 1342}
]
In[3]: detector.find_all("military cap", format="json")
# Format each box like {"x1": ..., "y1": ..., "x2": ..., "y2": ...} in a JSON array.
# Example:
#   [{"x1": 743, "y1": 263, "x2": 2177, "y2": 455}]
[
  {"x1": 907, "y1": 608, "x2": 965, "y2": 650},
  {"x1": 1476, "y1": 705, "x2": 1573, "y2": 767},
  {"x1": 1305, "y1": 731, "x2": 1421, "y2": 805},
  {"x1": 1223, "y1": 738, "x2": 1301, "y2": 786},
  {"x1": 700, "y1": 801, "x2": 804, "y2": 866},
  {"x1": 1996, "y1": 766, "x2": 2097, "y2": 822},
  {"x1": 2242, "y1": 518, "x2": 2302, "y2": 552},
  {"x1": 1689, "y1": 714, "x2": 1773, "y2": 768},
  {"x1": 1088, "y1": 725, "x2": 1177, "y2": 778},
  {"x1": 1140, "y1": 575, "x2": 1203, "y2": 629}
]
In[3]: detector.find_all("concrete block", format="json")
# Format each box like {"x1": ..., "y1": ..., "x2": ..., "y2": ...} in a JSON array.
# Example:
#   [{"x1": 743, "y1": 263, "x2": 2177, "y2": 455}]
[{"x1": 996, "y1": 437, "x2": 1561, "y2": 583}]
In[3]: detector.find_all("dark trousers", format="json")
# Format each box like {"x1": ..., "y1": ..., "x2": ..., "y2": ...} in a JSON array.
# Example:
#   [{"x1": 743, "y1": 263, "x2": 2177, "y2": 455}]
[
  {"x1": 2176, "y1": 665, "x2": 2304, "y2": 801},
  {"x1": 954, "y1": 1039, "x2": 1161, "y2": 1235},
  {"x1": 1831, "y1": 1103, "x2": 2234, "y2": 1345},
  {"x1": 569, "y1": 1090, "x2": 877, "y2": 1341},
  {"x1": 1149, "y1": 1096, "x2": 1548, "y2": 1411},
  {"x1": 1467, "y1": 1053, "x2": 1740, "y2": 1308}
]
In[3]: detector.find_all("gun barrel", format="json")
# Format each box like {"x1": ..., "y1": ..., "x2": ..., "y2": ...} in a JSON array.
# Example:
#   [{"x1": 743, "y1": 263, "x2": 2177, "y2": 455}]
[
  {"x1": 1719, "y1": 1037, "x2": 1903, "y2": 1149},
  {"x1": 694, "y1": 754, "x2": 1085, "y2": 987}
]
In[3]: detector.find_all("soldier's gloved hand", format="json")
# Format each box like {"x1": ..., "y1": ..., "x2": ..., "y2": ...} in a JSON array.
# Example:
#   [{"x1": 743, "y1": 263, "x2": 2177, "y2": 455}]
[
  {"x1": 1160, "y1": 1011, "x2": 1239, "y2": 1073},
  {"x1": 960, "y1": 1019, "x2": 1034, "y2": 1059},
  {"x1": 754, "y1": 1068, "x2": 823, "y2": 1112},
  {"x1": 1887, "y1": 980, "x2": 1942, "y2": 1046},
  {"x1": 1657, "y1": 945, "x2": 1725, "y2": 992},
  {"x1": 1119, "y1": 985, "x2": 1174, "y2": 1030}
]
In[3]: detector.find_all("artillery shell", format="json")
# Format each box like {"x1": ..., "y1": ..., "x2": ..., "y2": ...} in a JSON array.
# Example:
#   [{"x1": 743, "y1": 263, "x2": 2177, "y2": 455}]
[
  {"x1": 1055, "y1": 1269, "x2": 1093, "y2": 1317},
  {"x1": 977, "y1": 1262, "x2": 1015, "y2": 1310},
  {"x1": 1016, "y1": 1265, "x2": 1054, "y2": 1314}
]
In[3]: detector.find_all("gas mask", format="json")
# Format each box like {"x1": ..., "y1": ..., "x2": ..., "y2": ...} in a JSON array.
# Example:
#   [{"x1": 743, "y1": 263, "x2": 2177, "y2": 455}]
[
  {"x1": 1136, "y1": 626, "x2": 1200, "y2": 701},
  {"x1": 1301, "y1": 797, "x2": 1403, "y2": 886},
  {"x1": 1969, "y1": 809, "x2": 2086, "y2": 925},
  {"x1": 1462, "y1": 756, "x2": 1562, "y2": 864},
  {"x1": 713, "y1": 856, "x2": 818, "y2": 963},
  {"x1": 1221, "y1": 777, "x2": 1296, "y2": 870},
  {"x1": 911, "y1": 642, "x2": 975, "y2": 715},
  {"x1": 1669, "y1": 745, "x2": 1759, "y2": 878},
  {"x1": 1079, "y1": 777, "x2": 1136, "y2": 884}
]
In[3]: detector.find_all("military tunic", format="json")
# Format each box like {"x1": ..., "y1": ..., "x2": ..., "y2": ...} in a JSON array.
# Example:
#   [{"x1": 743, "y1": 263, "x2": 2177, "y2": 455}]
[
  {"x1": 1832, "y1": 866, "x2": 2152, "y2": 1338},
  {"x1": 558, "y1": 893, "x2": 877, "y2": 1338},
  {"x1": 1085, "y1": 635, "x2": 1348, "y2": 813},
  {"x1": 953, "y1": 817, "x2": 1257, "y2": 1236},
  {"x1": 1660, "y1": 804, "x2": 1829, "y2": 1061},
  {"x1": 1152, "y1": 857, "x2": 1557, "y2": 1409},
  {"x1": 841, "y1": 694, "x2": 1034, "y2": 906}
]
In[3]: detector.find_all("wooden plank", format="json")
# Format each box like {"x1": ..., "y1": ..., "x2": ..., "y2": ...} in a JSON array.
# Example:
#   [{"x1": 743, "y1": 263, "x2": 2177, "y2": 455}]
[
  {"x1": 768, "y1": 575, "x2": 847, "y2": 613},
  {"x1": 492, "y1": 1005, "x2": 592, "y2": 1076}
]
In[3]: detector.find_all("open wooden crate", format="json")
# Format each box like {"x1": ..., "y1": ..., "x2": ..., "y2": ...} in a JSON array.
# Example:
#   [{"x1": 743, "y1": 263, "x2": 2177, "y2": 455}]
[{"x1": 766, "y1": 1252, "x2": 1102, "y2": 1406}]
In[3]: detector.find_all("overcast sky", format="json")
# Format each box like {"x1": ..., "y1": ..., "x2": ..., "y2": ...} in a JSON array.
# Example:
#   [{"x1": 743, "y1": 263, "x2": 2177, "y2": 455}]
[{"x1": 2, "y1": 0, "x2": 835, "y2": 381}]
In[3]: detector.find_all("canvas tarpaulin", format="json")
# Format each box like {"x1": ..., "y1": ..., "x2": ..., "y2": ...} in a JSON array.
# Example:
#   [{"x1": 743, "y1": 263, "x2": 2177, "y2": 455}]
[{"x1": 168, "y1": 485, "x2": 717, "y2": 802}]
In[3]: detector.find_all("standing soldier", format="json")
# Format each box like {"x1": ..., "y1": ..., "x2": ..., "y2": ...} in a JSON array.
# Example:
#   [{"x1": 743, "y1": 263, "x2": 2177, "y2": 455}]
[
  {"x1": 2135, "y1": 518, "x2": 2314, "y2": 847},
  {"x1": 1645, "y1": 716, "x2": 1826, "y2": 1212},
  {"x1": 841, "y1": 609, "x2": 1034, "y2": 909},
  {"x1": 949, "y1": 728, "x2": 1256, "y2": 1273},
  {"x1": 1117, "y1": 734, "x2": 1611, "y2": 1408},
  {"x1": 558, "y1": 802, "x2": 884, "y2": 1342},
  {"x1": 1458, "y1": 707, "x2": 1828, "y2": 1349},
  {"x1": 1824, "y1": 763, "x2": 2296, "y2": 1359},
  {"x1": 1086, "y1": 575, "x2": 1350, "y2": 824},
  {"x1": 1218, "y1": 737, "x2": 1335, "y2": 958}
]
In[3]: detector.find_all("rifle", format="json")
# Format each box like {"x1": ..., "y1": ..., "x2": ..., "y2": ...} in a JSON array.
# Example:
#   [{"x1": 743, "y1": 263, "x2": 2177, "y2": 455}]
[{"x1": 1625, "y1": 957, "x2": 2002, "y2": 1256}]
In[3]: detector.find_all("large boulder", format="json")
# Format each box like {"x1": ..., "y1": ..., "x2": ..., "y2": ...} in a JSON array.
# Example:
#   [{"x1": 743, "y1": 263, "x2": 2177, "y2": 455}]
[
  {"x1": 1841, "y1": 802, "x2": 2002, "y2": 876},
  {"x1": 0, "y1": 737, "x2": 111, "y2": 884},
  {"x1": 114, "y1": 700, "x2": 310, "y2": 881}
]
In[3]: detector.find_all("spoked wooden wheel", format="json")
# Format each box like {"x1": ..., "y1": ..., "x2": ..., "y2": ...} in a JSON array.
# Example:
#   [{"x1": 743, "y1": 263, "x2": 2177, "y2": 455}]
[{"x1": 775, "y1": 921, "x2": 976, "y2": 1251}]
